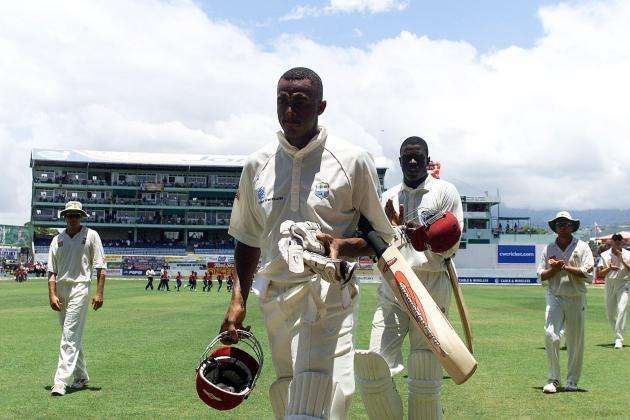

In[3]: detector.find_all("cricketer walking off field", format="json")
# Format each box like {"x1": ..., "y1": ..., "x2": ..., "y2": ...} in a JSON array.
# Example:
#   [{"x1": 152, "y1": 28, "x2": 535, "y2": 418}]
[
  {"x1": 538, "y1": 211, "x2": 594, "y2": 394},
  {"x1": 355, "y1": 137, "x2": 463, "y2": 420},
  {"x1": 47, "y1": 201, "x2": 106, "y2": 396},
  {"x1": 598, "y1": 233, "x2": 630, "y2": 349},
  {"x1": 220, "y1": 67, "x2": 394, "y2": 419}
]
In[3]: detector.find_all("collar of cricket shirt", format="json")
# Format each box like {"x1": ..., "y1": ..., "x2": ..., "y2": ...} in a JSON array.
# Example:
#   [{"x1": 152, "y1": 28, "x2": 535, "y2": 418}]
[
  {"x1": 402, "y1": 174, "x2": 435, "y2": 194},
  {"x1": 276, "y1": 126, "x2": 327, "y2": 159}
]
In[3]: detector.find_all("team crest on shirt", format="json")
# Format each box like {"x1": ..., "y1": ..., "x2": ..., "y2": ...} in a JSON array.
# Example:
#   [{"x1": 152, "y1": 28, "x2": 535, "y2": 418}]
[
  {"x1": 314, "y1": 182, "x2": 330, "y2": 199},
  {"x1": 58, "y1": 240, "x2": 64, "y2": 247},
  {"x1": 256, "y1": 186, "x2": 266, "y2": 202},
  {"x1": 82, "y1": 236, "x2": 87, "y2": 244}
]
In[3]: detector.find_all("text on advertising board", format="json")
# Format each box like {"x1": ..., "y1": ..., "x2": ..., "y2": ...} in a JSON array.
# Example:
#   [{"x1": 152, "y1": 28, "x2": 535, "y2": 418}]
[{"x1": 497, "y1": 245, "x2": 536, "y2": 264}]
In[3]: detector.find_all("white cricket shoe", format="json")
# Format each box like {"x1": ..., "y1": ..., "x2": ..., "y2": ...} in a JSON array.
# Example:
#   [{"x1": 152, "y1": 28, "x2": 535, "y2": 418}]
[
  {"x1": 564, "y1": 381, "x2": 578, "y2": 392},
  {"x1": 69, "y1": 378, "x2": 89, "y2": 389},
  {"x1": 543, "y1": 380, "x2": 559, "y2": 394},
  {"x1": 614, "y1": 339, "x2": 623, "y2": 349},
  {"x1": 51, "y1": 384, "x2": 66, "y2": 396}
]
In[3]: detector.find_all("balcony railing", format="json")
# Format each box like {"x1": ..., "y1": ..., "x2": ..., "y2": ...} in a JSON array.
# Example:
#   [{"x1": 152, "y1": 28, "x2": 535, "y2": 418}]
[{"x1": 33, "y1": 198, "x2": 233, "y2": 208}]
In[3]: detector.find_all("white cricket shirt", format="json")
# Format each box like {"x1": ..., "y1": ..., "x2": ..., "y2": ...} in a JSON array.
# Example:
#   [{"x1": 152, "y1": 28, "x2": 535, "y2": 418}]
[
  {"x1": 47, "y1": 226, "x2": 106, "y2": 283},
  {"x1": 381, "y1": 175, "x2": 464, "y2": 273},
  {"x1": 229, "y1": 126, "x2": 394, "y2": 285},
  {"x1": 598, "y1": 248, "x2": 630, "y2": 282},
  {"x1": 537, "y1": 237, "x2": 594, "y2": 296}
]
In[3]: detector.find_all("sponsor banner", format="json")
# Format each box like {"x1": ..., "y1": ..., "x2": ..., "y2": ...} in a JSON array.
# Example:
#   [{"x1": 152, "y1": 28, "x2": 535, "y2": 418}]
[
  {"x1": 497, "y1": 245, "x2": 536, "y2": 264},
  {"x1": 123, "y1": 256, "x2": 166, "y2": 276},
  {"x1": 0, "y1": 225, "x2": 33, "y2": 247},
  {"x1": 121, "y1": 255, "x2": 235, "y2": 276},
  {"x1": 106, "y1": 255, "x2": 122, "y2": 263},
  {"x1": 163, "y1": 254, "x2": 234, "y2": 264},
  {"x1": 459, "y1": 277, "x2": 539, "y2": 285},
  {"x1": 107, "y1": 269, "x2": 123, "y2": 276},
  {"x1": 0, "y1": 246, "x2": 19, "y2": 260},
  {"x1": 108, "y1": 261, "x2": 123, "y2": 270},
  {"x1": 142, "y1": 182, "x2": 164, "y2": 192},
  {"x1": 358, "y1": 256, "x2": 375, "y2": 270}
]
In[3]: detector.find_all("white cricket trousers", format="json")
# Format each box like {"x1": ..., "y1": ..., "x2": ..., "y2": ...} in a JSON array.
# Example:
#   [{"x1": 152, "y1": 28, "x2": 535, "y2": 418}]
[
  {"x1": 605, "y1": 279, "x2": 629, "y2": 341},
  {"x1": 544, "y1": 292, "x2": 586, "y2": 385},
  {"x1": 53, "y1": 282, "x2": 90, "y2": 387},
  {"x1": 260, "y1": 278, "x2": 358, "y2": 418}
]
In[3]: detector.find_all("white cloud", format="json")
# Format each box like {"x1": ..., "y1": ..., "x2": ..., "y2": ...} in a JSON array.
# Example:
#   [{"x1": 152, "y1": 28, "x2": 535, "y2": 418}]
[
  {"x1": 1, "y1": 0, "x2": 630, "y2": 225},
  {"x1": 280, "y1": 0, "x2": 409, "y2": 21},
  {"x1": 329, "y1": 0, "x2": 409, "y2": 14}
]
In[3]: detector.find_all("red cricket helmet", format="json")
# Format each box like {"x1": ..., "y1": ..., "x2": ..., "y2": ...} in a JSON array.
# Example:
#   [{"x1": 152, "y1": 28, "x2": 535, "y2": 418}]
[
  {"x1": 410, "y1": 210, "x2": 461, "y2": 254},
  {"x1": 195, "y1": 330, "x2": 264, "y2": 411}
]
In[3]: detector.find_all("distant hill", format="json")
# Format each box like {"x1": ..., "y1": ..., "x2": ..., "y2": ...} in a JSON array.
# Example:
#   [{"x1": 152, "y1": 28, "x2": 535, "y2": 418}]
[{"x1": 496, "y1": 207, "x2": 630, "y2": 230}]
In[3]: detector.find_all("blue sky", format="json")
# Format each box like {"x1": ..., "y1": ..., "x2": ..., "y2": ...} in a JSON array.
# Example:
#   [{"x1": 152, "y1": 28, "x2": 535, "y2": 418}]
[{"x1": 196, "y1": 0, "x2": 557, "y2": 53}]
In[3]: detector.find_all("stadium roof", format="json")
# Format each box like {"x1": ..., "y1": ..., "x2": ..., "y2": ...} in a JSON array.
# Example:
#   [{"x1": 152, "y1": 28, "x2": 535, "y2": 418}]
[{"x1": 31, "y1": 148, "x2": 390, "y2": 170}]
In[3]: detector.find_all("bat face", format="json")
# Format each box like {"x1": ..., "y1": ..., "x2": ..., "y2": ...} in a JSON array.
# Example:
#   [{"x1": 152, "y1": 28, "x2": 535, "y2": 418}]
[
  {"x1": 386, "y1": 257, "x2": 447, "y2": 357},
  {"x1": 378, "y1": 246, "x2": 477, "y2": 384}
]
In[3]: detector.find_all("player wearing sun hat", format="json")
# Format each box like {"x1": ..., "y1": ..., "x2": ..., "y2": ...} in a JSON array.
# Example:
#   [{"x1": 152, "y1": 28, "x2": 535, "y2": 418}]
[
  {"x1": 537, "y1": 211, "x2": 594, "y2": 393},
  {"x1": 47, "y1": 201, "x2": 106, "y2": 396}
]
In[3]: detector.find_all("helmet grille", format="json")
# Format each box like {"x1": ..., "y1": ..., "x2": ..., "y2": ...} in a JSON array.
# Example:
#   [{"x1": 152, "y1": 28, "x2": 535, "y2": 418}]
[{"x1": 203, "y1": 356, "x2": 252, "y2": 394}]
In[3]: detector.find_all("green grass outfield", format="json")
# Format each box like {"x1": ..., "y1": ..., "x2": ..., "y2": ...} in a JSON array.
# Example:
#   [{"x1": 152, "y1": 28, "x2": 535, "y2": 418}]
[{"x1": 1, "y1": 278, "x2": 629, "y2": 418}]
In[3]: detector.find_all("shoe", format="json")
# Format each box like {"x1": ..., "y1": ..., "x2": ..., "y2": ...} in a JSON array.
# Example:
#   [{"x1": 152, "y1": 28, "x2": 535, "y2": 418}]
[
  {"x1": 614, "y1": 339, "x2": 623, "y2": 349},
  {"x1": 51, "y1": 384, "x2": 66, "y2": 396},
  {"x1": 543, "y1": 380, "x2": 560, "y2": 394},
  {"x1": 564, "y1": 381, "x2": 578, "y2": 392},
  {"x1": 69, "y1": 378, "x2": 89, "y2": 389}
]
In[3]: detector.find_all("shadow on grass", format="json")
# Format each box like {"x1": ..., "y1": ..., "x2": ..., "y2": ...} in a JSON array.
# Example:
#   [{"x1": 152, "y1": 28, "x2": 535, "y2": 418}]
[
  {"x1": 536, "y1": 346, "x2": 567, "y2": 350},
  {"x1": 44, "y1": 385, "x2": 102, "y2": 394},
  {"x1": 596, "y1": 343, "x2": 622, "y2": 348},
  {"x1": 532, "y1": 386, "x2": 588, "y2": 393}
]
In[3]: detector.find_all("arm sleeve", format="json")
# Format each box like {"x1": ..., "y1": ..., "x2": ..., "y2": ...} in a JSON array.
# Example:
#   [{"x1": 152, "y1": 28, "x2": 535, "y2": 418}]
[
  {"x1": 597, "y1": 253, "x2": 607, "y2": 269},
  {"x1": 579, "y1": 243, "x2": 595, "y2": 283},
  {"x1": 228, "y1": 161, "x2": 264, "y2": 248},
  {"x1": 434, "y1": 183, "x2": 464, "y2": 259},
  {"x1": 47, "y1": 239, "x2": 57, "y2": 274},
  {"x1": 355, "y1": 152, "x2": 395, "y2": 242},
  {"x1": 91, "y1": 231, "x2": 107, "y2": 269},
  {"x1": 537, "y1": 245, "x2": 548, "y2": 281}
]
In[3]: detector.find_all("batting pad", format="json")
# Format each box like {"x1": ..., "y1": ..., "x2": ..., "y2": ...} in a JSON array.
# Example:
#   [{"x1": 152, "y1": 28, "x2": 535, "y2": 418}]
[
  {"x1": 408, "y1": 350, "x2": 443, "y2": 420},
  {"x1": 285, "y1": 372, "x2": 346, "y2": 420},
  {"x1": 269, "y1": 377, "x2": 291, "y2": 420},
  {"x1": 354, "y1": 350, "x2": 403, "y2": 420}
]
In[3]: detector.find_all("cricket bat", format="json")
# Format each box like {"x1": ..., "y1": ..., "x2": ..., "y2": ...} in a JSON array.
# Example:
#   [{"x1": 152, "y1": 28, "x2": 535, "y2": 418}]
[
  {"x1": 445, "y1": 258, "x2": 474, "y2": 353},
  {"x1": 359, "y1": 217, "x2": 477, "y2": 385}
]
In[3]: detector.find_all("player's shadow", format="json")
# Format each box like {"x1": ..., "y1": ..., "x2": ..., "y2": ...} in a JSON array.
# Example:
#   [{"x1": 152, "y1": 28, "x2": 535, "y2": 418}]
[
  {"x1": 532, "y1": 386, "x2": 588, "y2": 393},
  {"x1": 596, "y1": 343, "x2": 621, "y2": 348},
  {"x1": 44, "y1": 385, "x2": 102, "y2": 394},
  {"x1": 536, "y1": 346, "x2": 567, "y2": 350}
]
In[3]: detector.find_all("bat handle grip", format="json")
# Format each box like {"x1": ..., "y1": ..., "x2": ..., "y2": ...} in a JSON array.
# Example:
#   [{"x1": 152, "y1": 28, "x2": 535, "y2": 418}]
[{"x1": 358, "y1": 215, "x2": 388, "y2": 258}]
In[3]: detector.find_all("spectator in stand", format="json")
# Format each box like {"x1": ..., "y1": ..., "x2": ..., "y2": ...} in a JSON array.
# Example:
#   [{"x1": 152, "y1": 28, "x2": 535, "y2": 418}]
[
  {"x1": 175, "y1": 271, "x2": 182, "y2": 291},
  {"x1": 145, "y1": 268, "x2": 155, "y2": 290}
]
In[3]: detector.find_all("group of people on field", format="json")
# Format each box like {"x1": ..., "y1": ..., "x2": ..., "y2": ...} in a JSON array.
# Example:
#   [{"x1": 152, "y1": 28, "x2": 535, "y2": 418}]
[
  {"x1": 144, "y1": 267, "x2": 233, "y2": 293},
  {"x1": 43, "y1": 68, "x2": 629, "y2": 420}
]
